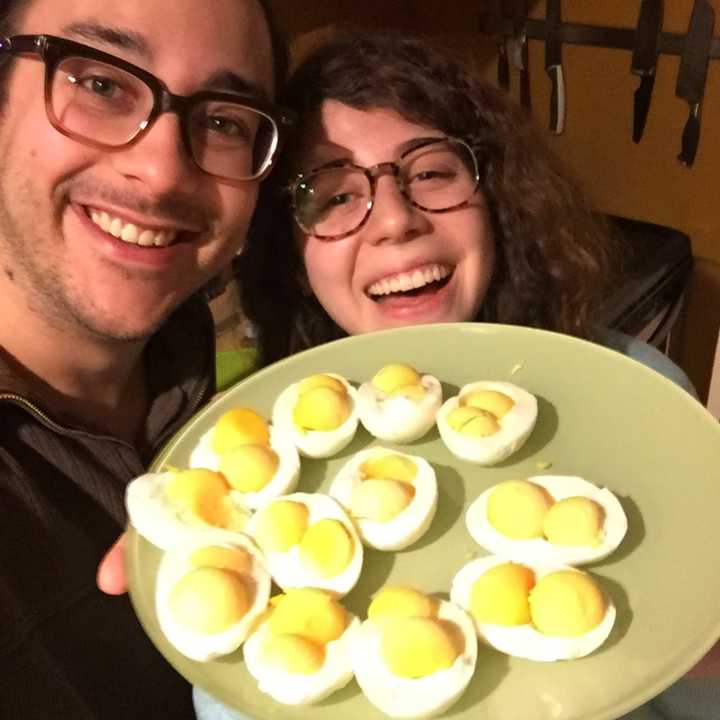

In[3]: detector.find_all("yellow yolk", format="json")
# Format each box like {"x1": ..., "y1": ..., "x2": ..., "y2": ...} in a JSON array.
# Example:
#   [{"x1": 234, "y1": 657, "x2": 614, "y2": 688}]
[
  {"x1": 299, "y1": 519, "x2": 353, "y2": 578},
  {"x1": 361, "y1": 454, "x2": 417, "y2": 484},
  {"x1": 469, "y1": 562, "x2": 536, "y2": 625},
  {"x1": 165, "y1": 469, "x2": 231, "y2": 527},
  {"x1": 447, "y1": 406, "x2": 500, "y2": 437},
  {"x1": 368, "y1": 587, "x2": 438, "y2": 620},
  {"x1": 543, "y1": 496, "x2": 606, "y2": 547},
  {"x1": 169, "y1": 567, "x2": 250, "y2": 634},
  {"x1": 298, "y1": 374, "x2": 347, "y2": 395},
  {"x1": 486, "y1": 479, "x2": 554, "y2": 539},
  {"x1": 219, "y1": 444, "x2": 279, "y2": 493},
  {"x1": 371, "y1": 363, "x2": 422, "y2": 393},
  {"x1": 390, "y1": 384, "x2": 427, "y2": 400},
  {"x1": 254, "y1": 500, "x2": 309, "y2": 553},
  {"x1": 529, "y1": 570, "x2": 607, "y2": 637},
  {"x1": 211, "y1": 407, "x2": 270, "y2": 454},
  {"x1": 350, "y1": 479, "x2": 415, "y2": 522},
  {"x1": 269, "y1": 589, "x2": 348, "y2": 644},
  {"x1": 261, "y1": 633, "x2": 326, "y2": 675},
  {"x1": 292, "y1": 386, "x2": 351, "y2": 431},
  {"x1": 461, "y1": 390, "x2": 515, "y2": 419},
  {"x1": 190, "y1": 545, "x2": 252, "y2": 576},
  {"x1": 380, "y1": 617, "x2": 460, "y2": 678}
]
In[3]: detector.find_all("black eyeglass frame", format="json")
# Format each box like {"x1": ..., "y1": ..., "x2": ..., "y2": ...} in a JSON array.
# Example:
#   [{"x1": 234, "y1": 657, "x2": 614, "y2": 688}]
[
  {"x1": 289, "y1": 136, "x2": 481, "y2": 241},
  {"x1": 0, "y1": 33, "x2": 297, "y2": 183}
]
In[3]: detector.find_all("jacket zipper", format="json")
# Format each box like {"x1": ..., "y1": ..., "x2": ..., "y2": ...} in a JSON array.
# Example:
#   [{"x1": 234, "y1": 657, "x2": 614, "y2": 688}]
[{"x1": 0, "y1": 392, "x2": 76, "y2": 435}]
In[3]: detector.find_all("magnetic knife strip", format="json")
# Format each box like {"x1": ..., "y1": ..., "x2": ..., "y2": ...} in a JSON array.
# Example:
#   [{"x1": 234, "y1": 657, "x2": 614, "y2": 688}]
[{"x1": 496, "y1": 18, "x2": 720, "y2": 58}]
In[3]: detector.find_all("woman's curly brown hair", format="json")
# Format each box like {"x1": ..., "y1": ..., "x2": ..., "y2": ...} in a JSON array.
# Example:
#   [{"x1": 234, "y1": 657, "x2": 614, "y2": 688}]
[{"x1": 238, "y1": 33, "x2": 619, "y2": 364}]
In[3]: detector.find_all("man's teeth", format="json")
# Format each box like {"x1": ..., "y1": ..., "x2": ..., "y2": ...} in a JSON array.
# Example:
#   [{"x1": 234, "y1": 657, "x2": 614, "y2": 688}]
[
  {"x1": 89, "y1": 210, "x2": 177, "y2": 247},
  {"x1": 367, "y1": 264, "x2": 452, "y2": 297}
]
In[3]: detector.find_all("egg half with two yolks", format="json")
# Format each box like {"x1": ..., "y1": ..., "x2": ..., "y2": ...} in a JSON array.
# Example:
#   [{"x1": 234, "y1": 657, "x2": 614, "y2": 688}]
[
  {"x1": 246, "y1": 492, "x2": 363, "y2": 596},
  {"x1": 357, "y1": 363, "x2": 442, "y2": 443},
  {"x1": 436, "y1": 381, "x2": 537, "y2": 465},
  {"x1": 451, "y1": 556, "x2": 615, "y2": 662},
  {"x1": 349, "y1": 586, "x2": 477, "y2": 719},
  {"x1": 329, "y1": 447, "x2": 438, "y2": 551},
  {"x1": 466, "y1": 476, "x2": 628, "y2": 565},
  {"x1": 155, "y1": 530, "x2": 271, "y2": 661},
  {"x1": 272, "y1": 373, "x2": 359, "y2": 458},
  {"x1": 189, "y1": 407, "x2": 300, "y2": 509},
  {"x1": 244, "y1": 588, "x2": 360, "y2": 705},
  {"x1": 126, "y1": 467, "x2": 251, "y2": 550}
]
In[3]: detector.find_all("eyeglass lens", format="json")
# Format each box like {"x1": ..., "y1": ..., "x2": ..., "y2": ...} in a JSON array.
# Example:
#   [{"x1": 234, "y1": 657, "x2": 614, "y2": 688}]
[
  {"x1": 293, "y1": 139, "x2": 478, "y2": 238},
  {"x1": 49, "y1": 55, "x2": 277, "y2": 180}
]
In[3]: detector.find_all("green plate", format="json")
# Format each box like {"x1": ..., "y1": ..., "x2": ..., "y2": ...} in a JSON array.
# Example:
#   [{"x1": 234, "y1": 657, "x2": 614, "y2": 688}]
[{"x1": 127, "y1": 323, "x2": 720, "y2": 720}]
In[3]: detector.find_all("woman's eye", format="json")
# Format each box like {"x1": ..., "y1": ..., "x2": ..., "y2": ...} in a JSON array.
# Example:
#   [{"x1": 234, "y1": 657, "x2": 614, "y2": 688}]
[
  {"x1": 327, "y1": 192, "x2": 354, "y2": 207},
  {"x1": 413, "y1": 169, "x2": 454, "y2": 182}
]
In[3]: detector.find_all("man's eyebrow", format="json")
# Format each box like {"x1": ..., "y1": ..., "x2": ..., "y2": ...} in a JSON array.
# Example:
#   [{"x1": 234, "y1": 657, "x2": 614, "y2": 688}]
[
  {"x1": 62, "y1": 21, "x2": 150, "y2": 59},
  {"x1": 201, "y1": 70, "x2": 270, "y2": 101}
]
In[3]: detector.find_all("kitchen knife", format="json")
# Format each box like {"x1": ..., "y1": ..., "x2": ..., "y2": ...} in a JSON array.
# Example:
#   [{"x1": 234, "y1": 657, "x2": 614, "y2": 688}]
[
  {"x1": 545, "y1": 0, "x2": 566, "y2": 134},
  {"x1": 675, "y1": 0, "x2": 715, "y2": 166},
  {"x1": 508, "y1": 0, "x2": 531, "y2": 110},
  {"x1": 631, "y1": 0, "x2": 663, "y2": 143}
]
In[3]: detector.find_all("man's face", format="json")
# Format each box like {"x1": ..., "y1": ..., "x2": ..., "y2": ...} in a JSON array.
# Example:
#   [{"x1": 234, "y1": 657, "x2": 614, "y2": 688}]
[{"x1": 0, "y1": 0, "x2": 274, "y2": 341}]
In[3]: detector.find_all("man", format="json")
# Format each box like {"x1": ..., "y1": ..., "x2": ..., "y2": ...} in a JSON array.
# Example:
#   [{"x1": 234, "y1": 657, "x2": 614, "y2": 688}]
[{"x1": 0, "y1": 0, "x2": 291, "y2": 717}]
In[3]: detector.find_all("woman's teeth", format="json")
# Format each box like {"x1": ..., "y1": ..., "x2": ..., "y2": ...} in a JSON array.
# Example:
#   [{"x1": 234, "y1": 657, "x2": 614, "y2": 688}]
[
  {"x1": 89, "y1": 209, "x2": 177, "y2": 247},
  {"x1": 367, "y1": 264, "x2": 452, "y2": 297}
]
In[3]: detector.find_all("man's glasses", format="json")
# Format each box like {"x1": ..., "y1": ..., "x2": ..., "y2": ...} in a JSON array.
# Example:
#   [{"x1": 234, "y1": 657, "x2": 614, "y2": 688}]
[
  {"x1": 0, "y1": 34, "x2": 296, "y2": 183},
  {"x1": 290, "y1": 137, "x2": 480, "y2": 240}
]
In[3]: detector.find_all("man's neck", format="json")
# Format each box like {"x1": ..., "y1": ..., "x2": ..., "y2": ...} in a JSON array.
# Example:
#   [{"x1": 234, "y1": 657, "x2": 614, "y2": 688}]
[{"x1": 0, "y1": 305, "x2": 150, "y2": 444}]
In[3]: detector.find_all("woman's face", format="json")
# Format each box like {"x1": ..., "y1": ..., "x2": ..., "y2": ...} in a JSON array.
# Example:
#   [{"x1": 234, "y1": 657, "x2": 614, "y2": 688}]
[{"x1": 293, "y1": 100, "x2": 495, "y2": 336}]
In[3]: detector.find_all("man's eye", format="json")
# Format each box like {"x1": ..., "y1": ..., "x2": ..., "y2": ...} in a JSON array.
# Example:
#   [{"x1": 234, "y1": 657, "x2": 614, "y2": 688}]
[
  {"x1": 327, "y1": 192, "x2": 354, "y2": 207},
  {"x1": 206, "y1": 115, "x2": 250, "y2": 140},
  {"x1": 78, "y1": 75, "x2": 120, "y2": 98}
]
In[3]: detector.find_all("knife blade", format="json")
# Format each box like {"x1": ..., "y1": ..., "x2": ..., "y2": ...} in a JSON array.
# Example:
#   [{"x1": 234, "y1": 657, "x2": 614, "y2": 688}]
[
  {"x1": 631, "y1": 0, "x2": 663, "y2": 143},
  {"x1": 675, "y1": 0, "x2": 715, "y2": 166},
  {"x1": 545, "y1": 0, "x2": 566, "y2": 134}
]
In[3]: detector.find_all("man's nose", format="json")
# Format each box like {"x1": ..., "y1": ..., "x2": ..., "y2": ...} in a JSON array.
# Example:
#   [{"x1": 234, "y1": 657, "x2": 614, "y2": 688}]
[{"x1": 108, "y1": 113, "x2": 200, "y2": 196}]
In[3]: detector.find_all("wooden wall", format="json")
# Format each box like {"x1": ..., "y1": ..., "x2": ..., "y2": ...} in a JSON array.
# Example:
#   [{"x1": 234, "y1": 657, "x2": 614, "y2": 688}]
[{"x1": 269, "y1": 0, "x2": 720, "y2": 401}]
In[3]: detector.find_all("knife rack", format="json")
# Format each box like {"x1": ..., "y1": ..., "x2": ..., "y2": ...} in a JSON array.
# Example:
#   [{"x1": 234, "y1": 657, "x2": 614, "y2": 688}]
[{"x1": 496, "y1": 18, "x2": 720, "y2": 59}]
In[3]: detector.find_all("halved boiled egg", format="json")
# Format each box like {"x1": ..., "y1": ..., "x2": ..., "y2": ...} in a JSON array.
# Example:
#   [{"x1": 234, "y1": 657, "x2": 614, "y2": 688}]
[
  {"x1": 451, "y1": 556, "x2": 615, "y2": 662},
  {"x1": 155, "y1": 530, "x2": 271, "y2": 661},
  {"x1": 329, "y1": 447, "x2": 438, "y2": 551},
  {"x1": 245, "y1": 492, "x2": 363, "y2": 596},
  {"x1": 189, "y1": 408, "x2": 300, "y2": 509},
  {"x1": 436, "y1": 381, "x2": 537, "y2": 465},
  {"x1": 349, "y1": 586, "x2": 477, "y2": 718},
  {"x1": 126, "y1": 468, "x2": 250, "y2": 550},
  {"x1": 272, "y1": 373, "x2": 359, "y2": 458},
  {"x1": 244, "y1": 588, "x2": 360, "y2": 705},
  {"x1": 357, "y1": 363, "x2": 442, "y2": 443},
  {"x1": 465, "y1": 475, "x2": 628, "y2": 565}
]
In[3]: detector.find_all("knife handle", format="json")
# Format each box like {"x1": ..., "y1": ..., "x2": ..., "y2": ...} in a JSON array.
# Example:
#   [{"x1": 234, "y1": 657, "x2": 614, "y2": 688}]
[
  {"x1": 549, "y1": 66, "x2": 566, "y2": 134},
  {"x1": 678, "y1": 104, "x2": 700, "y2": 167},
  {"x1": 498, "y1": 43, "x2": 510, "y2": 90}
]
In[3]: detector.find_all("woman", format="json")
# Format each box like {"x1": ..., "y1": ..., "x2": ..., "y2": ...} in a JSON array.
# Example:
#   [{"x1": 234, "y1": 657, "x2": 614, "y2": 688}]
[{"x1": 237, "y1": 33, "x2": 690, "y2": 394}]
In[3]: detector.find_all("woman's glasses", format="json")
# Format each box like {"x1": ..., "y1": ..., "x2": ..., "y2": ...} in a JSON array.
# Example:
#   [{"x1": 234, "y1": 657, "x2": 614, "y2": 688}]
[
  {"x1": 290, "y1": 137, "x2": 480, "y2": 240},
  {"x1": 0, "y1": 34, "x2": 296, "y2": 183}
]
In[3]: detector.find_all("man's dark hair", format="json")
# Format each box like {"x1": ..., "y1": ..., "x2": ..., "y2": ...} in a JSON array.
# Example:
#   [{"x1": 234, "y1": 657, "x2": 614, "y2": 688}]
[{"x1": 0, "y1": 0, "x2": 288, "y2": 101}]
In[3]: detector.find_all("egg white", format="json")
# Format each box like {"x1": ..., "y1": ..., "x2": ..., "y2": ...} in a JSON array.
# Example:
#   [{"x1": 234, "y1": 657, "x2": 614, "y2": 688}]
[
  {"x1": 155, "y1": 530, "x2": 271, "y2": 662},
  {"x1": 329, "y1": 447, "x2": 438, "y2": 551},
  {"x1": 357, "y1": 373, "x2": 442, "y2": 443},
  {"x1": 245, "y1": 492, "x2": 364, "y2": 596},
  {"x1": 271, "y1": 373, "x2": 360, "y2": 458},
  {"x1": 450, "y1": 555, "x2": 616, "y2": 662},
  {"x1": 243, "y1": 611, "x2": 360, "y2": 705},
  {"x1": 125, "y1": 470, "x2": 250, "y2": 550},
  {"x1": 349, "y1": 599, "x2": 478, "y2": 719},
  {"x1": 436, "y1": 381, "x2": 537, "y2": 465},
  {"x1": 188, "y1": 424, "x2": 300, "y2": 509},
  {"x1": 466, "y1": 475, "x2": 628, "y2": 565}
]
